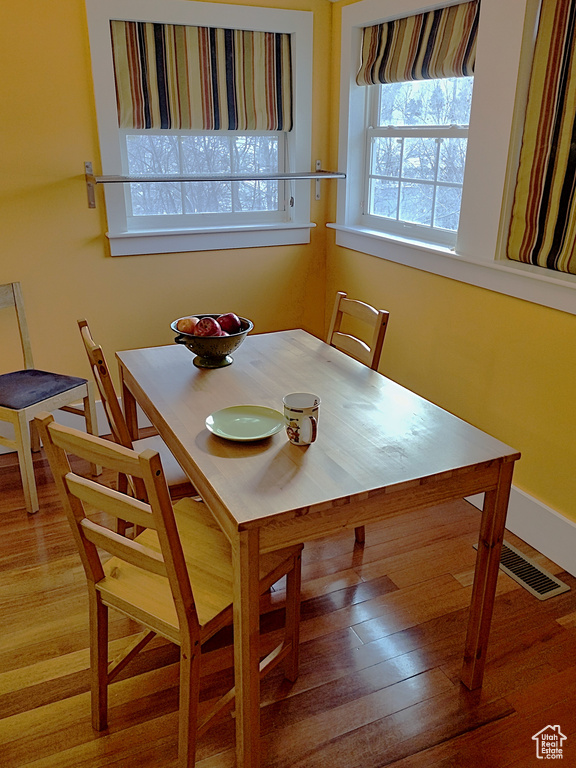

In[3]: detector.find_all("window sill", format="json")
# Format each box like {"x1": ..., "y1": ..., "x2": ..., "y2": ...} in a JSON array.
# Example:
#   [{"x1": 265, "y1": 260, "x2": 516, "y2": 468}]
[
  {"x1": 328, "y1": 223, "x2": 576, "y2": 317},
  {"x1": 107, "y1": 222, "x2": 316, "y2": 256}
]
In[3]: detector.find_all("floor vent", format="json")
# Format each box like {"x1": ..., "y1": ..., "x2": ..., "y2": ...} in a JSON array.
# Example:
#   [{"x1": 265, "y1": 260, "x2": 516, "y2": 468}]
[{"x1": 473, "y1": 540, "x2": 570, "y2": 601}]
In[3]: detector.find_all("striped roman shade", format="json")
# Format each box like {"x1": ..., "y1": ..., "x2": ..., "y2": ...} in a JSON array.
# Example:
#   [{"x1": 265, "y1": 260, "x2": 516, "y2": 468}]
[
  {"x1": 507, "y1": 0, "x2": 576, "y2": 274},
  {"x1": 356, "y1": 1, "x2": 479, "y2": 86},
  {"x1": 110, "y1": 20, "x2": 293, "y2": 131}
]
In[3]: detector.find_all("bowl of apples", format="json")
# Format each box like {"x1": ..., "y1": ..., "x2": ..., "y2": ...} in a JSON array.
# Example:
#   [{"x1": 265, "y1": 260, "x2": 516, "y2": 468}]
[{"x1": 171, "y1": 313, "x2": 253, "y2": 368}]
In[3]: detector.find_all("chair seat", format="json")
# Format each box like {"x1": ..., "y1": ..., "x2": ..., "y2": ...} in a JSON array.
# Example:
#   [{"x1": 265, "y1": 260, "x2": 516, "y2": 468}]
[
  {"x1": 0, "y1": 369, "x2": 87, "y2": 410},
  {"x1": 100, "y1": 497, "x2": 303, "y2": 641}
]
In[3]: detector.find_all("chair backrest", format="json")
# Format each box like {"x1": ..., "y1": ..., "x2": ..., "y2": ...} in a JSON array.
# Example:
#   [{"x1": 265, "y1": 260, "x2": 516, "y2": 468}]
[
  {"x1": 34, "y1": 411, "x2": 199, "y2": 639},
  {"x1": 327, "y1": 291, "x2": 389, "y2": 371},
  {"x1": 0, "y1": 281, "x2": 34, "y2": 369},
  {"x1": 78, "y1": 319, "x2": 133, "y2": 448}
]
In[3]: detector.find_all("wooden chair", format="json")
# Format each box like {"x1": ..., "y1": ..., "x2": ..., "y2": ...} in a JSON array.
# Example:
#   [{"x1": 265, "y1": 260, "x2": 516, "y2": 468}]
[
  {"x1": 327, "y1": 291, "x2": 390, "y2": 543},
  {"x1": 78, "y1": 319, "x2": 194, "y2": 518},
  {"x1": 0, "y1": 282, "x2": 98, "y2": 513},
  {"x1": 35, "y1": 411, "x2": 303, "y2": 768}
]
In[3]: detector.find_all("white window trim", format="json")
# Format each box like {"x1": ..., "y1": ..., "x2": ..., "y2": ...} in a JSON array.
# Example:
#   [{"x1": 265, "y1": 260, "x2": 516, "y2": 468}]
[
  {"x1": 332, "y1": 0, "x2": 576, "y2": 317},
  {"x1": 85, "y1": 0, "x2": 313, "y2": 256}
]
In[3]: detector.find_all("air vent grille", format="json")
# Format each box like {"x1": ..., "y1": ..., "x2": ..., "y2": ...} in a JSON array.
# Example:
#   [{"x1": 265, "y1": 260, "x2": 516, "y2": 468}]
[{"x1": 474, "y1": 540, "x2": 570, "y2": 601}]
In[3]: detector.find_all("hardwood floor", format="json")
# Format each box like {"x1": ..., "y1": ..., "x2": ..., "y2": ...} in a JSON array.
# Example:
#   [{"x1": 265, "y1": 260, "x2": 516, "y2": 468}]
[{"x1": 2, "y1": 446, "x2": 576, "y2": 767}]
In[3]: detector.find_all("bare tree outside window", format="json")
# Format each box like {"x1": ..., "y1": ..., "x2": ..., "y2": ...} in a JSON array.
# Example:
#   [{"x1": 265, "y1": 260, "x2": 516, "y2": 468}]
[{"x1": 125, "y1": 133, "x2": 281, "y2": 217}]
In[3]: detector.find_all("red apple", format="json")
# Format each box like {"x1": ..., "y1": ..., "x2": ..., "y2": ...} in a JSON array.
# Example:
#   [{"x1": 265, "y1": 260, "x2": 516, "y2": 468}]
[
  {"x1": 176, "y1": 316, "x2": 199, "y2": 334},
  {"x1": 217, "y1": 312, "x2": 242, "y2": 334},
  {"x1": 194, "y1": 317, "x2": 222, "y2": 336}
]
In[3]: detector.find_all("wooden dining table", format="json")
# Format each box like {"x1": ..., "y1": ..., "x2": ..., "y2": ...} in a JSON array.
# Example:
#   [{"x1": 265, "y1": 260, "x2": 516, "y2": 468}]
[{"x1": 116, "y1": 328, "x2": 520, "y2": 768}]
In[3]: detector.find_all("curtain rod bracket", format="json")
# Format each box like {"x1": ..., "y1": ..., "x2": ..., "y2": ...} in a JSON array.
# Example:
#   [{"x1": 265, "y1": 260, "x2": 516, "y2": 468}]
[
  {"x1": 85, "y1": 162, "x2": 96, "y2": 209},
  {"x1": 315, "y1": 160, "x2": 322, "y2": 200}
]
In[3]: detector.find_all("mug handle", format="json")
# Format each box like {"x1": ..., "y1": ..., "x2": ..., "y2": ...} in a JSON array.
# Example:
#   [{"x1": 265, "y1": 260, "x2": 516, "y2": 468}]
[{"x1": 309, "y1": 416, "x2": 318, "y2": 443}]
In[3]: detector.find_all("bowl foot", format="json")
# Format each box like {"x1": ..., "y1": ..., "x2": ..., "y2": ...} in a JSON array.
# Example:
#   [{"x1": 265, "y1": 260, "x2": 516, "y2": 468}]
[{"x1": 193, "y1": 354, "x2": 234, "y2": 368}]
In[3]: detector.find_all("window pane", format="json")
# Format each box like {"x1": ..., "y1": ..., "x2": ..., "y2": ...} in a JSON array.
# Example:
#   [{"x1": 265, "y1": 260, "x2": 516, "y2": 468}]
[
  {"x1": 130, "y1": 182, "x2": 182, "y2": 216},
  {"x1": 126, "y1": 134, "x2": 180, "y2": 174},
  {"x1": 127, "y1": 135, "x2": 182, "y2": 216},
  {"x1": 402, "y1": 138, "x2": 437, "y2": 181},
  {"x1": 378, "y1": 77, "x2": 473, "y2": 127},
  {"x1": 438, "y1": 138, "x2": 468, "y2": 184},
  {"x1": 399, "y1": 182, "x2": 433, "y2": 226},
  {"x1": 181, "y1": 136, "x2": 231, "y2": 174},
  {"x1": 371, "y1": 137, "x2": 401, "y2": 177},
  {"x1": 236, "y1": 181, "x2": 278, "y2": 212},
  {"x1": 370, "y1": 179, "x2": 398, "y2": 218},
  {"x1": 233, "y1": 136, "x2": 278, "y2": 173},
  {"x1": 434, "y1": 186, "x2": 462, "y2": 231},
  {"x1": 183, "y1": 181, "x2": 232, "y2": 213}
]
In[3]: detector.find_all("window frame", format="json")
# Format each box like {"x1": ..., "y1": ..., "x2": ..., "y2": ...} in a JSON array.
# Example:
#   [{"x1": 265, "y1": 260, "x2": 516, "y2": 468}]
[
  {"x1": 332, "y1": 0, "x2": 576, "y2": 317},
  {"x1": 85, "y1": 0, "x2": 313, "y2": 256}
]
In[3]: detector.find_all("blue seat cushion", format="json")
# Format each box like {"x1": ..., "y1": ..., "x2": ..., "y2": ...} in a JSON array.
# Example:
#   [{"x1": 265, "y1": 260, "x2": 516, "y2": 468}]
[{"x1": 0, "y1": 369, "x2": 88, "y2": 410}]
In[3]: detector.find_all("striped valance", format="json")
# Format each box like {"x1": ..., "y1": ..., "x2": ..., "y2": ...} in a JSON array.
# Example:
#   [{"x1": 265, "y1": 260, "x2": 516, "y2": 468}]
[
  {"x1": 356, "y1": 1, "x2": 479, "y2": 86},
  {"x1": 110, "y1": 20, "x2": 293, "y2": 131},
  {"x1": 507, "y1": 0, "x2": 576, "y2": 274}
]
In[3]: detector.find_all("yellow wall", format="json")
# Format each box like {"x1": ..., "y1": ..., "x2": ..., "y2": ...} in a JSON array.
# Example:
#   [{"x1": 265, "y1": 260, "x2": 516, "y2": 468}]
[
  {"x1": 0, "y1": 0, "x2": 332, "y2": 377},
  {"x1": 3, "y1": 0, "x2": 576, "y2": 525},
  {"x1": 326, "y1": 0, "x2": 576, "y2": 522}
]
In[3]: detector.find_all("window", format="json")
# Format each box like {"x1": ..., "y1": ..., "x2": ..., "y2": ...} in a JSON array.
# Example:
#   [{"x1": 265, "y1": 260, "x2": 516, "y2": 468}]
[
  {"x1": 85, "y1": 0, "x2": 313, "y2": 256},
  {"x1": 333, "y1": 0, "x2": 576, "y2": 317},
  {"x1": 123, "y1": 130, "x2": 285, "y2": 226},
  {"x1": 364, "y1": 77, "x2": 473, "y2": 247}
]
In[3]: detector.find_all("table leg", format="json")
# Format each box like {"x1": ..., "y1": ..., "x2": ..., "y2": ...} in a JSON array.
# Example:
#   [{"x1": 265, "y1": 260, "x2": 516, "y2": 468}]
[
  {"x1": 461, "y1": 459, "x2": 515, "y2": 689},
  {"x1": 233, "y1": 528, "x2": 262, "y2": 768}
]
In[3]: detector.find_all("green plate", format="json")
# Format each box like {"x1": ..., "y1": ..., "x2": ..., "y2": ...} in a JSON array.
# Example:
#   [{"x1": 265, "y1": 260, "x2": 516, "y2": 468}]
[{"x1": 206, "y1": 405, "x2": 284, "y2": 441}]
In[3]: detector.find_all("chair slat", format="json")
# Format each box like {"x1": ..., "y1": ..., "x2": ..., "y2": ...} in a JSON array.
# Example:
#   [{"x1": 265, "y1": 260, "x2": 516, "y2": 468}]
[
  {"x1": 49, "y1": 421, "x2": 146, "y2": 479},
  {"x1": 331, "y1": 332, "x2": 372, "y2": 367},
  {"x1": 340, "y1": 296, "x2": 380, "y2": 324},
  {"x1": 81, "y1": 519, "x2": 168, "y2": 577},
  {"x1": 66, "y1": 473, "x2": 155, "y2": 531}
]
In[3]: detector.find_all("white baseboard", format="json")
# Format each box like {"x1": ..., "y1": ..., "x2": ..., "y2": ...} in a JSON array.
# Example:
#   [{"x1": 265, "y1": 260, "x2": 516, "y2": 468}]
[{"x1": 467, "y1": 488, "x2": 576, "y2": 579}]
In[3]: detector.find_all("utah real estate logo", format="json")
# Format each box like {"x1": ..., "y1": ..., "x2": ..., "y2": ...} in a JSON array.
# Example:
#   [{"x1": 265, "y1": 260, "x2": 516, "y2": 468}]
[{"x1": 532, "y1": 725, "x2": 567, "y2": 759}]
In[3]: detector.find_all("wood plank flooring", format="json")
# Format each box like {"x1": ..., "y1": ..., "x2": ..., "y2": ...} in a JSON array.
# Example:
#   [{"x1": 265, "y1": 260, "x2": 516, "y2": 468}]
[{"x1": 2, "y1": 446, "x2": 576, "y2": 767}]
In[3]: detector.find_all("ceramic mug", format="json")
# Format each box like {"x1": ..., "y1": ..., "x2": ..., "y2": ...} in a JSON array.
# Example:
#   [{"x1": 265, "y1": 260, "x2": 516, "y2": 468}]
[{"x1": 283, "y1": 392, "x2": 320, "y2": 445}]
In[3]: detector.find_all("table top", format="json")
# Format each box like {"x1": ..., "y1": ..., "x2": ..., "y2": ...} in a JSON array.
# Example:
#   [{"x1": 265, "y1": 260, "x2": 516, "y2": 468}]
[{"x1": 117, "y1": 329, "x2": 519, "y2": 533}]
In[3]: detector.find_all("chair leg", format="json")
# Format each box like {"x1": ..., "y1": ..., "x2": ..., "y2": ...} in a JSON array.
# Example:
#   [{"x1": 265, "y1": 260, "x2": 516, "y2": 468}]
[
  {"x1": 83, "y1": 382, "x2": 102, "y2": 476},
  {"x1": 178, "y1": 640, "x2": 201, "y2": 767},
  {"x1": 14, "y1": 412, "x2": 39, "y2": 514},
  {"x1": 354, "y1": 525, "x2": 365, "y2": 544},
  {"x1": 29, "y1": 419, "x2": 41, "y2": 453},
  {"x1": 89, "y1": 591, "x2": 109, "y2": 731},
  {"x1": 283, "y1": 551, "x2": 302, "y2": 683}
]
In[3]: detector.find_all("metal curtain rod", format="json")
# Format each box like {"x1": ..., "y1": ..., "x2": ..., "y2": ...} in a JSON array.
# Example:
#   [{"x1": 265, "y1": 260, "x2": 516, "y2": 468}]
[{"x1": 84, "y1": 161, "x2": 345, "y2": 208}]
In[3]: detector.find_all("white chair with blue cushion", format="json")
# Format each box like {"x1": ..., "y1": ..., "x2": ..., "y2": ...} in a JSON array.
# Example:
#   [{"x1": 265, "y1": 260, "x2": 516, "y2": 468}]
[{"x1": 0, "y1": 282, "x2": 98, "y2": 513}]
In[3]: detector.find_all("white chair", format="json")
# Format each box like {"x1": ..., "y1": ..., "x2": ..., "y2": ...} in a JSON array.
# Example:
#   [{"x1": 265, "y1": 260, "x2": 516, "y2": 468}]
[{"x1": 0, "y1": 282, "x2": 98, "y2": 513}]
